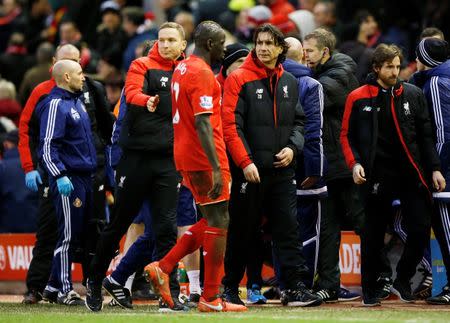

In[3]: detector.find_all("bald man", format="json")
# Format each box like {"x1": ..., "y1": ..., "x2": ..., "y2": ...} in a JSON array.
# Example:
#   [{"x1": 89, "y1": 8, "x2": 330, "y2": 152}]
[
  {"x1": 34, "y1": 59, "x2": 97, "y2": 306},
  {"x1": 20, "y1": 44, "x2": 114, "y2": 305},
  {"x1": 19, "y1": 44, "x2": 84, "y2": 305}
]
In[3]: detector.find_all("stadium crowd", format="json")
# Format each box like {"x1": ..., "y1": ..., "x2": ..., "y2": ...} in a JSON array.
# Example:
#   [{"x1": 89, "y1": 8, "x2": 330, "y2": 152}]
[{"x1": 0, "y1": 0, "x2": 450, "y2": 312}]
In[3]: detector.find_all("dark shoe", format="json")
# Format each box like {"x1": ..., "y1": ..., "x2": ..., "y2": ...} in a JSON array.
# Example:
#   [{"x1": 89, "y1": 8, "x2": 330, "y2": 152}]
[
  {"x1": 413, "y1": 269, "x2": 432, "y2": 299},
  {"x1": 131, "y1": 287, "x2": 158, "y2": 301},
  {"x1": 223, "y1": 286, "x2": 245, "y2": 306},
  {"x1": 281, "y1": 283, "x2": 322, "y2": 307},
  {"x1": 362, "y1": 294, "x2": 381, "y2": 307},
  {"x1": 338, "y1": 287, "x2": 361, "y2": 302},
  {"x1": 426, "y1": 285, "x2": 450, "y2": 305},
  {"x1": 85, "y1": 279, "x2": 103, "y2": 312},
  {"x1": 375, "y1": 277, "x2": 392, "y2": 300},
  {"x1": 158, "y1": 298, "x2": 190, "y2": 313},
  {"x1": 263, "y1": 286, "x2": 280, "y2": 300},
  {"x1": 42, "y1": 289, "x2": 58, "y2": 303},
  {"x1": 102, "y1": 277, "x2": 133, "y2": 309},
  {"x1": 392, "y1": 280, "x2": 415, "y2": 303},
  {"x1": 57, "y1": 290, "x2": 85, "y2": 306},
  {"x1": 188, "y1": 293, "x2": 201, "y2": 303},
  {"x1": 22, "y1": 290, "x2": 42, "y2": 304},
  {"x1": 314, "y1": 288, "x2": 338, "y2": 303}
]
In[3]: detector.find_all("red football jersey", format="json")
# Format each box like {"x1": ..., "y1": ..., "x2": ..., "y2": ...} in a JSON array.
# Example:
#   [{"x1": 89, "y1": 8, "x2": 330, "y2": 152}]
[{"x1": 171, "y1": 55, "x2": 229, "y2": 171}]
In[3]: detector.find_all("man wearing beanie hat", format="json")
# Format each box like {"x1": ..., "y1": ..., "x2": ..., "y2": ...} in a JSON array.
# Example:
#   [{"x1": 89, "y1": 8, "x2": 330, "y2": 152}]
[
  {"x1": 412, "y1": 38, "x2": 450, "y2": 305},
  {"x1": 217, "y1": 43, "x2": 250, "y2": 88}
]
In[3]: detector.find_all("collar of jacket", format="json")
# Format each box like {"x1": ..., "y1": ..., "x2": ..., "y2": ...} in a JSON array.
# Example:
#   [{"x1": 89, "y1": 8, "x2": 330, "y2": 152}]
[
  {"x1": 238, "y1": 50, "x2": 284, "y2": 79},
  {"x1": 365, "y1": 72, "x2": 404, "y2": 97},
  {"x1": 147, "y1": 41, "x2": 183, "y2": 69},
  {"x1": 52, "y1": 86, "x2": 82, "y2": 100}
]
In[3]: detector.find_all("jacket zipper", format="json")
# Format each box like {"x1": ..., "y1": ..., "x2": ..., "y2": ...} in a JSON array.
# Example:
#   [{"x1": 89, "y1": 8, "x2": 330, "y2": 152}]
[
  {"x1": 271, "y1": 74, "x2": 278, "y2": 127},
  {"x1": 389, "y1": 91, "x2": 429, "y2": 190}
]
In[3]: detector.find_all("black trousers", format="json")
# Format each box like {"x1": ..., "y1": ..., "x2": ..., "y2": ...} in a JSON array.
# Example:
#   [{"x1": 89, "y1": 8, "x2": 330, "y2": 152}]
[
  {"x1": 361, "y1": 179, "x2": 431, "y2": 296},
  {"x1": 81, "y1": 167, "x2": 107, "y2": 282},
  {"x1": 223, "y1": 168, "x2": 309, "y2": 290},
  {"x1": 88, "y1": 151, "x2": 180, "y2": 294},
  {"x1": 317, "y1": 178, "x2": 364, "y2": 292},
  {"x1": 25, "y1": 180, "x2": 58, "y2": 293}
]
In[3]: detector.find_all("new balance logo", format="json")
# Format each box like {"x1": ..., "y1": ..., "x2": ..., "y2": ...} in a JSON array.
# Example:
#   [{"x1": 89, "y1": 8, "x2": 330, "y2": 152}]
[
  {"x1": 256, "y1": 88, "x2": 263, "y2": 99},
  {"x1": 43, "y1": 187, "x2": 49, "y2": 198},
  {"x1": 363, "y1": 106, "x2": 372, "y2": 112}
]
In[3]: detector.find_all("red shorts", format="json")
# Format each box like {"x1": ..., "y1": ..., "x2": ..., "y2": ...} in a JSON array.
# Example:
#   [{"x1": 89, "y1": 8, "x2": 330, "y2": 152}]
[{"x1": 180, "y1": 169, "x2": 231, "y2": 206}]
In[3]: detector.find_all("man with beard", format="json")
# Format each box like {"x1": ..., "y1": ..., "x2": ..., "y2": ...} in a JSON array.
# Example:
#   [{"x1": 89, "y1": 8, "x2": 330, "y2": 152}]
[{"x1": 340, "y1": 43, "x2": 446, "y2": 306}]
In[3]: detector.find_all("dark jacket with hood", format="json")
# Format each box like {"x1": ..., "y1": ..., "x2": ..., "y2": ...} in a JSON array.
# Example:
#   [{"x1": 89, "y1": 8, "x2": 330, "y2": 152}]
[
  {"x1": 314, "y1": 53, "x2": 359, "y2": 181},
  {"x1": 222, "y1": 51, "x2": 305, "y2": 171},
  {"x1": 340, "y1": 74, "x2": 441, "y2": 192},
  {"x1": 122, "y1": 42, "x2": 178, "y2": 155}
]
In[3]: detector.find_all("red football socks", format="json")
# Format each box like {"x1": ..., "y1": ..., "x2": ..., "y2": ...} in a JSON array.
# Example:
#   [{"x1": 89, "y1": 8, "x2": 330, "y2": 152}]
[
  {"x1": 159, "y1": 218, "x2": 207, "y2": 274},
  {"x1": 202, "y1": 226, "x2": 227, "y2": 301}
]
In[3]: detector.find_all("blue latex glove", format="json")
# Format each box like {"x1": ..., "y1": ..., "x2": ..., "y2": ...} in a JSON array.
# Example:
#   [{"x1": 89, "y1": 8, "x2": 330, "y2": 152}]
[
  {"x1": 56, "y1": 176, "x2": 74, "y2": 196},
  {"x1": 25, "y1": 170, "x2": 42, "y2": 192}
]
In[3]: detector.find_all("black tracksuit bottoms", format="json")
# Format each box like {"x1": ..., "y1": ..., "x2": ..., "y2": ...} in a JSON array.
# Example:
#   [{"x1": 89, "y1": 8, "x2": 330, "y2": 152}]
[
  {"x1": 88, "y1": 150, "x2": 180, "y2": 294},
  {"x1": 223, "y1": 167, "x2": 309, "y2": 291},
  {"x1": 361, "y1": 179, "x2": 431, "y2": 297}
]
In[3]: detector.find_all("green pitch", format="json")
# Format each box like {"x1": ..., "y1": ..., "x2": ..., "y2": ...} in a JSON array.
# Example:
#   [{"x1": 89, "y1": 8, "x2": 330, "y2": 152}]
[{"x1": 1, "y1": 303, "x2": 450, "y2": 323}]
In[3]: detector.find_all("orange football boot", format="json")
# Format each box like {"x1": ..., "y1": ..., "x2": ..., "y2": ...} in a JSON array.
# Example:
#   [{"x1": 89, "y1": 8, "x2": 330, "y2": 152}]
[
  {"x1": 143, "y1": 262, "x2": 174, "y2": 308},
  {"x1": 198, "y1": 296, "x2": 248, "y2": 312}
]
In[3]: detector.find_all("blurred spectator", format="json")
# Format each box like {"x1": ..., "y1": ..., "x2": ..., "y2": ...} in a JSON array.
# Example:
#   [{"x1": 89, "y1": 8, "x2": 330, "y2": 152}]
[
  {"x1": 234, "y1": 5, "x2": 273, "y2": 44},
  {"x1": 258, "y1": 0, "x2": 295, "y2": 16},
  {"x1": 64, "y1": 0, "x2": 103, "y2": 47},
  {"x1": 21, "y1": 0, "x2": 53, "y2": 54},
  {"x1": 288, "y1": 9, "x2": 316, "y2": 40},
  {"x1": 423, "y1": 0, "x2": 450, "y2": 43},
  {"x1": 0, "y1": 0, "x2": 24, "y2": 52},
  {"x1": 59, "y1": 20, "x2": 82, "y2": 44},
  {"x1": 174, "y1": 11, "x2": 194, "y2": 45},
  {"x1": 299, "y1": 0, "x2": 318, "y2": 11},
  {"x1": 313, "y1": 1, "x2": 342, "y2": 41},
  {"x1": 18, "y1": 42, "x2": 54, "y2": 106},
  {"x1": 104, "y1": 77, "x2": 124, "y2": 109},
  {"x1": 0, "y1": 32, "x2": 35, "y2": 90},
  {"x1": 122, "y1": 6, "x2": 157, "y2": 72},
  {"x1": 0, "y1": 79, "x2": 21, "y2": 126},
  {"x1": 339, "y1": 10, "x2": 379, "y2": 83},
  {"x1": 0, "y1": 130, "x2": 38, "y2": 233},
  {"x1": 192, "y1": 0, "x2": 229, "y2": 24},
  {"x1": 96, "y1": 1, "x2": 128, "y2": 72},
  {"x1": 59, "y1": 20, "x2": 100, "y2": 74},
  {"x1": 158, "y1": 0, "x2": 190, "y2": 21}
]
